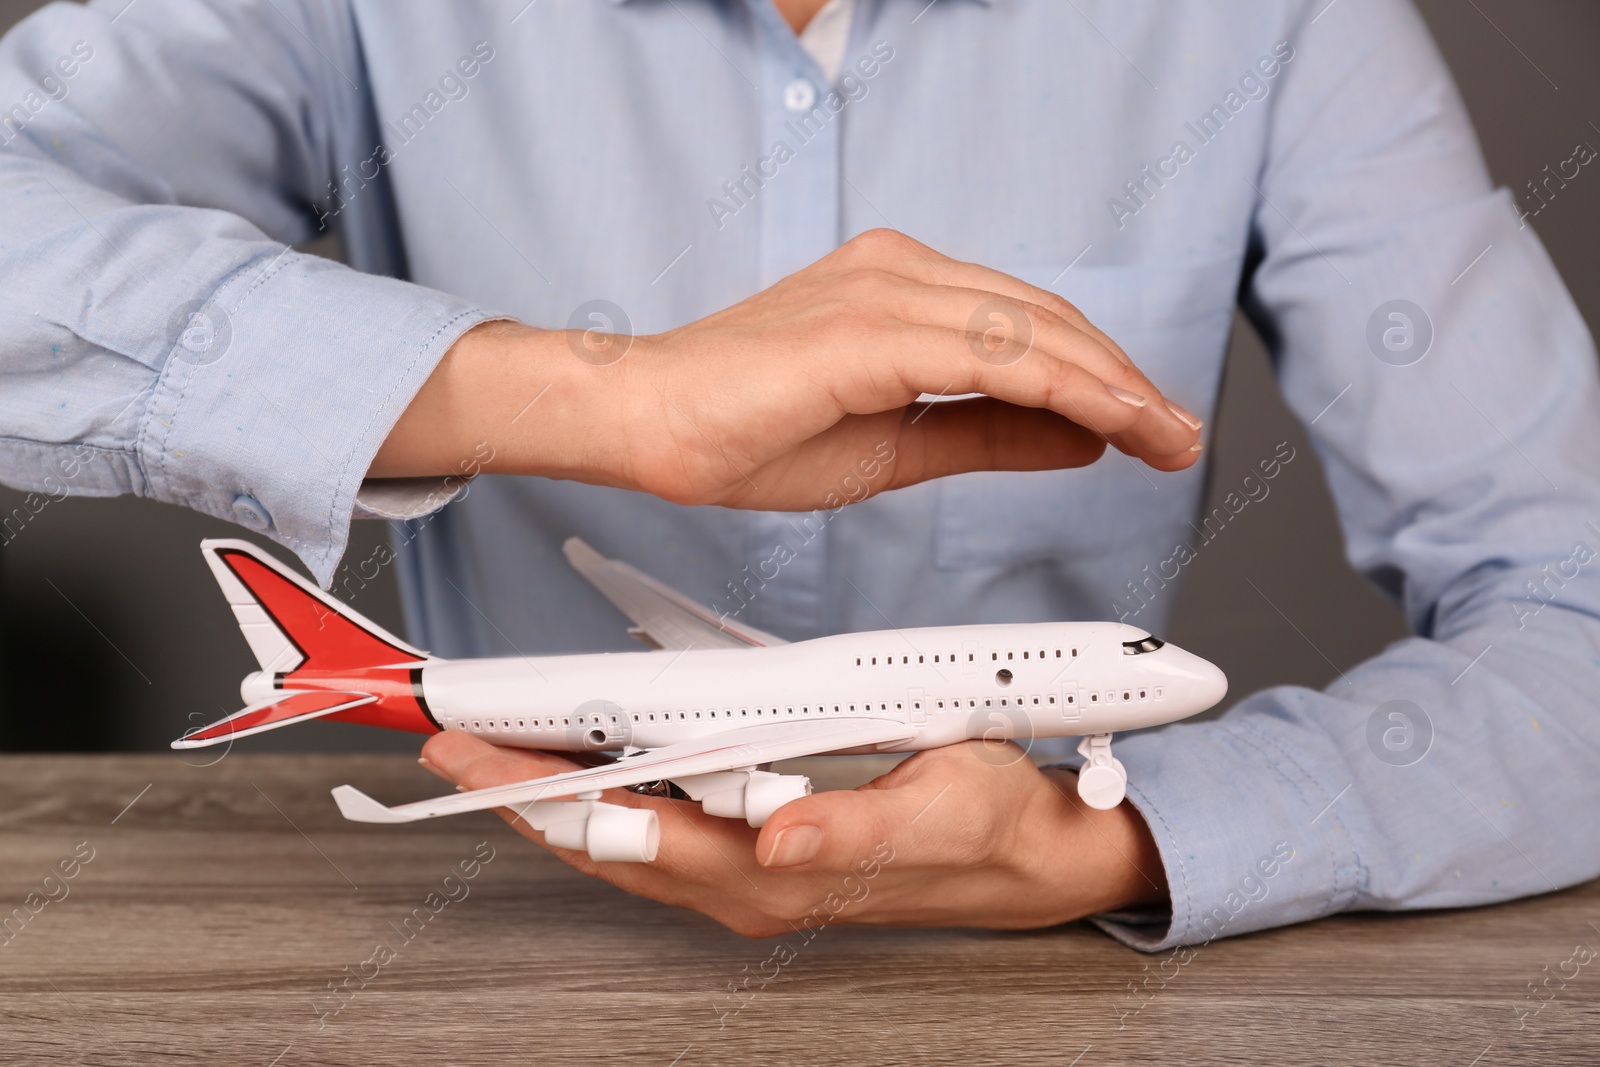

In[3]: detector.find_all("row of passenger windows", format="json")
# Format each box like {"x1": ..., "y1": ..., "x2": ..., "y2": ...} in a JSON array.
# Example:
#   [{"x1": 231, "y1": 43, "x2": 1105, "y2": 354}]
[
  {"x1": 461, "y1": 703, "x2": 909, "y2": 733},
  {"x1": 456, "y1": 689, "x2": 1168, "y2": 735},
  {"x1": 1079, "y1": 687, "x2": 1163, "y2": 706},
  {"x1": 856, "y1": 647, "x2": 1079, "y2": 667},
  {"x1": 932, "y1": 695, "x2": 1056, "y2": 709}
]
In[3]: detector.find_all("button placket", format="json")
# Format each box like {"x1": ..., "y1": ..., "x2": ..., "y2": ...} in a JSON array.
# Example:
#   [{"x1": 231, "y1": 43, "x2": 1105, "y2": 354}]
[{"x1": 736, "y1": 17, "x2": 850, "y2": 638}]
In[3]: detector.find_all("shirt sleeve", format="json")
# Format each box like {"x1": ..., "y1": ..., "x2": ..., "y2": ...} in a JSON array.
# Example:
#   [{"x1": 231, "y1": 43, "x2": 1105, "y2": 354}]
[
  {"x1": 1082, "y1": 0, "x2": 1600, "y2": 951},
  {"x1": 0, "y1": 0, "x2": 503, "y2": 586}
]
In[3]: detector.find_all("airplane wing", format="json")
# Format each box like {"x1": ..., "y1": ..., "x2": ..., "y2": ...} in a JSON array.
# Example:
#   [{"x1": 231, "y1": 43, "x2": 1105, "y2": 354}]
[
  {"x1": 333, "y1": 716, "x2": 915, "y2": 823},
  {"x1": 173, "y1": 690, "x2": 376, "y2": 749},
  {"x1": 561, "y1": 537, "x2": 787, "y2": 651}
]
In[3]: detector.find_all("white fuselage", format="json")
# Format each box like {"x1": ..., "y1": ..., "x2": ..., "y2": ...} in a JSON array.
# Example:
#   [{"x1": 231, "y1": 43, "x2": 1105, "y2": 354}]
[{"x1": 420, "y1": 621, "x2": 1226, "y2": 755}]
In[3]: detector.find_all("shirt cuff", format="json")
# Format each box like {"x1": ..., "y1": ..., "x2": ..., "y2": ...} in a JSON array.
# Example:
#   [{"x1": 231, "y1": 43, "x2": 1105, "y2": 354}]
[
  {"x1": 353, "y1": 476, "x2": 467, "y2": 520},
  {"x1": 135, "y1": 248, "x2": 507, "y2": 586}
]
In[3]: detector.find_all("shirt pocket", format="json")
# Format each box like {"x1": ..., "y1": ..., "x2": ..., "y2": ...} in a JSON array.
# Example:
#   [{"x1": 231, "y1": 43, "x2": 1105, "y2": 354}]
[{"x1": 934, "y1": 257, "x2": 1240, "y2": 571}]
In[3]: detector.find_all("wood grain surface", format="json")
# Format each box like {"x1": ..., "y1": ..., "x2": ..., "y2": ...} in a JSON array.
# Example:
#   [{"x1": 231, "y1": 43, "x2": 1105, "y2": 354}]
[{"x1": 1, "y1": 754, "x2": 1595, "y2": 1066}]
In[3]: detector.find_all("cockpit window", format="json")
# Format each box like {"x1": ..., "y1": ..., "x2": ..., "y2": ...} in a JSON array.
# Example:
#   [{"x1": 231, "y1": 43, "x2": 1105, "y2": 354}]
[{"x1": 1122, "y1": 636, "x2": 1165, "y2": 655}]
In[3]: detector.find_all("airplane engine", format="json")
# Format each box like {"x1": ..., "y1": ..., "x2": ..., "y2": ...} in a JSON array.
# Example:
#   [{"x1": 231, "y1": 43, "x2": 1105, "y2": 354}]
[
  {"x1": 697, "y1": 771, "x2": 812, "y2": 828},
  {"x1": 743, "y1": 772, "x2": 812, "y2": 827},
  {"x1": 541, "y1": 801, "x2": 660, "y2": 862}
]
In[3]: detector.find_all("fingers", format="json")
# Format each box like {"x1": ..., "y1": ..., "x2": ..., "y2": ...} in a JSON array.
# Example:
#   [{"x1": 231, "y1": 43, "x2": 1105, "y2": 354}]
[
  {"x1": 753, "y1": 745, "x2": 1014, "y2": 875},
  {"x1": 822, "y1": 229, "x2": 1203, "y2": 463},
  {"x1": 418, "y1": 732, "x2": 591, "y2": 855},
  {"x1": 623, "y1": 227, "x2": 1205, "y2": 510},
  {"x1": 857, "y1": 324, "x2": 1200, "y2": 469},
  {"x1": 917, "y1": 257, "x2": 1140, "y2": 370},
  {"x1": 754, "y1": 789, "x2": 917, "y2": 872},
  {"x1": 416, "y1": 732, "x2": 794, "y2": 916},
  {"x1": 420, "y1": 729, "x2": 580, "y2": 786},
  {"x1": 1122, "y1": 434, "x2": 1205, "y2": 472},
  {"x1": 865, "y1": 321, "x2": 1148, "y2": 441},
  {"x1": 882, "y1": 282, "x2": 1196, "y2": 447},
  {"x1": 835, "y1": 230, "x2": 1137, "y2": 371}
]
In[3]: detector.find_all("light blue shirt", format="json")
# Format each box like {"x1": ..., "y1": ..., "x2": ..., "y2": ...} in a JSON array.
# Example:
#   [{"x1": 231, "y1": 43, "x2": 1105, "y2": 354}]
[{"x1": 3, "y1": 0, "x2": 1598, "y2": 952}]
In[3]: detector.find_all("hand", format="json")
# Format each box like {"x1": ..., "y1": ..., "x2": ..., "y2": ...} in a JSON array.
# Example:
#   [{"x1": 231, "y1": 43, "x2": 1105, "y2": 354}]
[
  {"x1": 372, "y1": 229, "x2": 1204, "y2": 508},
  {"x1": 417, "y1": 730, "x2": 1170, "y2": 937}
]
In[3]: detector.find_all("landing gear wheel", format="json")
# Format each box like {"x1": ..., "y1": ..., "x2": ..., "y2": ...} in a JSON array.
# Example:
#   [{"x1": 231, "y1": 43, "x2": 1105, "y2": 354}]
[{"x1": 1076, "y1": 733, "x2": 1128, "y2": 810}]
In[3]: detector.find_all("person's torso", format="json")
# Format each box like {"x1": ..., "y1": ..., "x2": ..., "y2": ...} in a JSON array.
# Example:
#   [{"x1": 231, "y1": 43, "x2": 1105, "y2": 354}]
[{"x1": 335, "y1": 0, "x2": 1300, "y2": 657}]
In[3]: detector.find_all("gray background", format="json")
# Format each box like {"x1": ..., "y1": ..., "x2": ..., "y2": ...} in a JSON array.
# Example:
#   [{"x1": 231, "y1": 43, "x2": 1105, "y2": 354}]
[{"x1": 1, "y1": 0, "x2": 1596, "y2": 752}]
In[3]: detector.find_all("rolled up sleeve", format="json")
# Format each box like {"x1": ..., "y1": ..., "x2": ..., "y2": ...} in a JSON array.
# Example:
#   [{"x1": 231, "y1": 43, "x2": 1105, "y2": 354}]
[{"x1": 0, "y1": 0, "x2": 502, "y2": 584}]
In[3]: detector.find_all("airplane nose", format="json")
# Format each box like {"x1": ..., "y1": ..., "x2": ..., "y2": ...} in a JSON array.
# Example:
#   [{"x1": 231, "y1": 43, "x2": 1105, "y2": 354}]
[
  {"x1": 1197, "y1": 661, "x2": 1228, "y2": 710},
  {"x1": 1162, "y1": 646, "x2": 1228, "y2": 715}
]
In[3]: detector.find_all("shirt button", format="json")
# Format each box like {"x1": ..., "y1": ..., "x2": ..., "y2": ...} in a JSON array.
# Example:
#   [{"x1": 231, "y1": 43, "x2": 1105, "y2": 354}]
[
  {"x1": 782, "y1": 78, "x2": 817, "y2": 112},
  {"x1": 231, "y1": 494, "x2": 272, "y2": 531}
]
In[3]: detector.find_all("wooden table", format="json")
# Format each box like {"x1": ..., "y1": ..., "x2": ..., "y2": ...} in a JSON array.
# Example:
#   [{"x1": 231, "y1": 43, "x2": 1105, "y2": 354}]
[{"x1": 2, "y1": 754, "x2": 1595, "y2": 1066}]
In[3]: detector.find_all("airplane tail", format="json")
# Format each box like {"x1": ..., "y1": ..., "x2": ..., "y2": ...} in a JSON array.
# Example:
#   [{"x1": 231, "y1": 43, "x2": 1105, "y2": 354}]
[
  {"x1": 198, "y1": 538, "x2": 430, "y2": 674},
  {"x1": 173, "y1": 539, "x2": 437, "y2": 749}
]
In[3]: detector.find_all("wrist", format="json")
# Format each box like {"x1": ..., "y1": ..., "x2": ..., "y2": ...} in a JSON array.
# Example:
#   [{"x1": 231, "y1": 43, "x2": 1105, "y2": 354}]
[
  {"x1": 1032, "y1": 766, "x2": 1170, "y2": 922},
  {"x1": 370, "y1": 319, "x2": 623, "y2": 486}
]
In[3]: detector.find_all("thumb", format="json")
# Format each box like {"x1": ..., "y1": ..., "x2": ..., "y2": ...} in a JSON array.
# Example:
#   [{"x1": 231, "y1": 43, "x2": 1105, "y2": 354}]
[{"x1": 753, "y1": 760, "x2": 967, "y2": 872}]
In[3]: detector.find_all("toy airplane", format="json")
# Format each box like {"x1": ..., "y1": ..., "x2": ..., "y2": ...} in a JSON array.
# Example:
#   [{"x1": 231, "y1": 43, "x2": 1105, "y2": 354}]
[{"x1": 175, "y1": 538, "x2": 1227, "y2": 862}]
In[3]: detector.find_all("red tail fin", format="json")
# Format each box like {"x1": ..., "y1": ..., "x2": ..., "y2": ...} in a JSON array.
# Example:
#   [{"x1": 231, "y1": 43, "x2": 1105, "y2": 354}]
[
  {"x1": 174, "y1": 540, "x2": 439, "y2": 750},
  {"x1": 200, "y1": 538, "x2": 429, "y2": 673}
]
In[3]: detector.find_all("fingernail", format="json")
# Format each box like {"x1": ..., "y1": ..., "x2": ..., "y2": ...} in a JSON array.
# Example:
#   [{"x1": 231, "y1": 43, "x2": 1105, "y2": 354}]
[
  {"x1": 1189, "y1": 441, "x2": 1205, "y2": 452},
  {"x1": 418, "y1": 756, "x2": 455, "y2": 783},
  {"x1": 1166, "y1": 400, "x2": 1203, "y2": 430},
  {"x1": 1106, "y1": 385, "x2": 1148, "y2": 408},
  {"x1": 762, "y1": 825, "x2": 823, "y2": 868}
]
